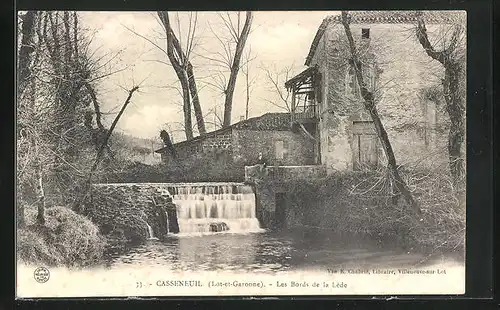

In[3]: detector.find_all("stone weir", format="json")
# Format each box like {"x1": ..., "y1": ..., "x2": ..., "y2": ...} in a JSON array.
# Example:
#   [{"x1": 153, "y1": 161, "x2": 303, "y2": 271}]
[{"x1": 86, "y1": 182, "x2": 262, "y2": 242}]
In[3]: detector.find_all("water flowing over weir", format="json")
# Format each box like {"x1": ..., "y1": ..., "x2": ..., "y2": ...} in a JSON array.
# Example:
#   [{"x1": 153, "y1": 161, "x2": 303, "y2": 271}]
[
  {"x1": 145, "y1": 222, "x2": 158, "y2": 240},
  {"x1": 89, "y1": 182, "x2": 263, "y2": 238},
  {"x1": 167, "y1": 183, "x2": 262, "y2": 234}
]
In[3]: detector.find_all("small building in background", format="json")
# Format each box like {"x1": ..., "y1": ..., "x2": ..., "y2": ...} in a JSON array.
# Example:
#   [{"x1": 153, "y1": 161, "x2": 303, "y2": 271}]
[{"x1": 155, "y1": 112, "x2": 316, "y2": 175}]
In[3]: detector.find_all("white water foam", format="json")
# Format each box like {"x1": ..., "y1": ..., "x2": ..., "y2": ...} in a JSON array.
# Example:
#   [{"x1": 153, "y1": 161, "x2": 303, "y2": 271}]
[
  {"x1": 145, "y1": 222, "x2": 158, "y2": 240},
  {"x1": 169, "y1": 184, "x2": 263, "y2": 235}
]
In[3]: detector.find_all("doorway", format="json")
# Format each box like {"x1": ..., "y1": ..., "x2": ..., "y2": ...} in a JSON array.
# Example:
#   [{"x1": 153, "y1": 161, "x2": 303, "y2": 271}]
[
  {"x1": 352, "y1": 121, "x2": 379, "y2": 170},
  {"x1": 275, "y1": 192, "x2": 286, "y2": 229}
]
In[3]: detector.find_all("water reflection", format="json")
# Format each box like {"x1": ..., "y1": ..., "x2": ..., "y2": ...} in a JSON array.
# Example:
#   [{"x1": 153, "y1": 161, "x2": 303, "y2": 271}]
[{"x1": 105, "y1": 229, "x2": 463, "y2": 273}]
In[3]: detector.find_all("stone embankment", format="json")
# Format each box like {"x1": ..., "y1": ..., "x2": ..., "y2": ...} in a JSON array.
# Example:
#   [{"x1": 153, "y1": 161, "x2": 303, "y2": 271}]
[{"x1": 85, "y1": 183, "x2": 178, "y2": 243}]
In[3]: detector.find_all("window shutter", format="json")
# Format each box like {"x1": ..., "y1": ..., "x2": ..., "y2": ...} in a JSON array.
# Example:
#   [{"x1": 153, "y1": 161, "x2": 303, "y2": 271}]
[
  {"x1": 275, "y1": 140, "x2": 284, "y2": 160},
  {"x1": 283, "y1": 140, "x2": 289, "y2": 160},
  {"x1": 315, "y1": 72, "x2": 322, "y2": 103}
]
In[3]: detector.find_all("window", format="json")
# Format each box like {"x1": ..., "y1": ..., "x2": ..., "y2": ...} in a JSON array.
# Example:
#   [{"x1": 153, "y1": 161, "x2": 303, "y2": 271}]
[
  {"x1": 346, "y1": 63, "x2": 377, "y2": 95},
  {"x1": 365, "y1": 64, "x2": 374, "y2": 90},
  {"x1": 275, "y1": 140, "x2": 288, "y2": 160},
  {"x1": 362, "y1": 28, "x2": 370, "y2": 39},
  {"x1": 275, "y1": 140, "x2": 284, "y2": 159},
  {"x1": 346, "y1": 66, "x2": 360, "y2": 97}
]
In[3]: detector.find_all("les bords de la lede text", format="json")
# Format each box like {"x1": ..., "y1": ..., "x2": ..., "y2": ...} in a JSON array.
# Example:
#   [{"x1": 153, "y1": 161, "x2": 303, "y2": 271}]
[{"x1": 136, "y1": 268, "x2": 448, "y2": 289}]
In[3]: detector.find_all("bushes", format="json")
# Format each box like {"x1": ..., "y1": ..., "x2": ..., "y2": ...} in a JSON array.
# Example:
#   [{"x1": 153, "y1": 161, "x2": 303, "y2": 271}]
[
  {"x1": 282, "y1": 167, "x2": 465, "y2": 253},
  {"x1": 106, "y1": 156, "x2": 245, "y2": 183},
  {"x1": 17, "y1": 206, "x2": 106, "y2": 267},
  {"x1": 84, "y1": 184, "x2": 166, "y2": 245}
]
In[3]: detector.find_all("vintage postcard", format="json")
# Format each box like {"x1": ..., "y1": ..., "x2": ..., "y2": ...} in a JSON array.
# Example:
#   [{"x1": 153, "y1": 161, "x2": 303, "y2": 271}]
[{"x1": 16, "y1": 10, "x2": 466, "y2": 297}]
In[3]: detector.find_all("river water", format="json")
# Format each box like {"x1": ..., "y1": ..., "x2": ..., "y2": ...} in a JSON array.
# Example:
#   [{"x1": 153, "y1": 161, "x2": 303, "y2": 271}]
[
  {"x1": 104, "y1": 229, "x2": 463, "y2": 273},
  {"x1": 102, "y1": 182, "x2": 463, "y2": 273}
]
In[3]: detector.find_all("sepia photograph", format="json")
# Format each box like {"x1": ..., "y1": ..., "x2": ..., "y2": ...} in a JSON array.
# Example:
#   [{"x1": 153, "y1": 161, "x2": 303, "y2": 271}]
[{"x1": 16, "y1": 10, "x2": 466, "y2": 297}]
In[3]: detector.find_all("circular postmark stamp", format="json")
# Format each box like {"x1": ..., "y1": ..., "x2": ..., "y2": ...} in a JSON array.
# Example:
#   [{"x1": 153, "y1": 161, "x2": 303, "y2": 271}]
[{"x1": 33, "y1": 267, "x2": 50, "y2": 283}]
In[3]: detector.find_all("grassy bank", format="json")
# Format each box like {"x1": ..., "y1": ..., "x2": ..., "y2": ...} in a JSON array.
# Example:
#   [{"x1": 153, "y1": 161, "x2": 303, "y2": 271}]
[
  {"x1": 17, "y1": 206, "x2": 107, "y2": 268},
  {"x1": 283, "y1": 167, "x2": 465, "y2": 254},
  {"x1": 102, "y1": 157, "x2": 245, "y2": 183}
]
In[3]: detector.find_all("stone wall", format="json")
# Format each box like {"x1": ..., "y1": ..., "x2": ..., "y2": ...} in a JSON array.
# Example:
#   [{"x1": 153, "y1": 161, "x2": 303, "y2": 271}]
[
  {"x1": 244, "y1": 165, "x2": 327, "y2": 229},
  {"x1": 85, "y1": 183, "x2": 175, "y2": 243},
  {"x1": 232, "y1": 129, "x2": 315, "y2": 166},
  {"x1": 310, "y1": 22, "x2": 450, "y2": 172},
  {"x1": 201, "y1": 131, "x2": 233, "y2": 152},
  {"x1": 170, "y1": 141, "x2": 203, "y2": 162}
]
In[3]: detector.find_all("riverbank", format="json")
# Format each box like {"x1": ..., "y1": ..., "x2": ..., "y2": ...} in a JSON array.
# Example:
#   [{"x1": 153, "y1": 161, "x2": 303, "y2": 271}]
[
  {"x1": 16, "y1": 165, "x2": 464, "y2": 268},
  {"x1": 17, "y1": 206, "x2": 106, "y2": 268},
  {"x1": 280, "y1": 168, "x2": 465, "y2": 254}
]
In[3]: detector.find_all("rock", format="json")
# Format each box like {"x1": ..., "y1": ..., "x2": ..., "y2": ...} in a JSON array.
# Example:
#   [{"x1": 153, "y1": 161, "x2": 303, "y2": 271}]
[{"x1": 209, "y1": 222, "x2": 230, "y2": 232}]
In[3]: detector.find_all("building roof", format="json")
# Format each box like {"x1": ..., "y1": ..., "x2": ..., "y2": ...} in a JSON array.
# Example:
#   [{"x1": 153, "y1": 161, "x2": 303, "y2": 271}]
[
  {"x1": 232, "y1": 112, "x2": 291, "y2": 131},
  {"x1": 284, "y1": 66, "x2": 318, "y2": 90},
  {"x1": 304, "y1": 11, "x2": 464, "y2": 66},
  {"x1": 155, "y1": 112, "x2": 291, "y2": 153}
]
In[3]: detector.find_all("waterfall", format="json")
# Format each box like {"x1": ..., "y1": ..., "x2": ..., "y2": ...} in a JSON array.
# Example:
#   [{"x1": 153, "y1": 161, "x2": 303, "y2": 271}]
[
  {"x1": 167, "y1": 183, "x2": 262, "y2": 234},
  {"x1": 146, "y1": 222, "x2": 158, "y2": 240},
  {"x1": 164, "y1": 211, "x2": 169, "y2": 234}
]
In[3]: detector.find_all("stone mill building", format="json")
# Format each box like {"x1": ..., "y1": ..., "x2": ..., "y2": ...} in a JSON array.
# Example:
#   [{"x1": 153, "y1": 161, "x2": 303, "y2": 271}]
[
  {"x1": 153, "y1": 11, "x2": 457, "y2": 229},
  {"x1": 157, "y1": 11, "x2": 453, "y2": 177},
  {"x1": 283, "y1": 11, "x2": 454, "y2": 173}
]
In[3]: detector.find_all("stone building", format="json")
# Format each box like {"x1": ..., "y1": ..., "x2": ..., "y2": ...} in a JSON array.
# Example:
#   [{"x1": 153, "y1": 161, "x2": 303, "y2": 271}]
[
  {"x1": 155, "y1": 112, "x2": 316, "y2": 169},
  {"x1": 157, "y1": 11, "x2": 455, "y2": 180},
  {"x1": 284, "y1": 11, "x2": 453, "y2": 173}
]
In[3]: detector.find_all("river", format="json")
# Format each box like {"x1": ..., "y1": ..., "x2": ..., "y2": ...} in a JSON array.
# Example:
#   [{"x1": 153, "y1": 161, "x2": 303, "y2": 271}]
[{"x1": 103, "y1": 228, "x2": 463, "y2": 273}]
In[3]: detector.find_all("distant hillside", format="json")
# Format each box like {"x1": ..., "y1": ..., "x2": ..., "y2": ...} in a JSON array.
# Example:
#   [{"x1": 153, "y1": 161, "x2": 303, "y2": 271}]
[{"x1": 108, "y1": 131, "x2": 163, "y2": 165}]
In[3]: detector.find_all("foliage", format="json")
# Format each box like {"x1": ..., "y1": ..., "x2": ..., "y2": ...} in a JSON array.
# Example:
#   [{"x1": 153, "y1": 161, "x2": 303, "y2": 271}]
[
  {"x1": 17, "y1": 11, "x2": 111, "y2": 211},
  {"x1": 106, "y1": 155, "x2": 245, "y2": 183},
  {"x1": 85, "y1": 187, "x2": 153, "y2": 244},
  {"x1": 283, "y1": 164, "x2": 465, "y2": 253},
  {"x1": 17, "y1": 206, "x2": 106, "y2": 267}
]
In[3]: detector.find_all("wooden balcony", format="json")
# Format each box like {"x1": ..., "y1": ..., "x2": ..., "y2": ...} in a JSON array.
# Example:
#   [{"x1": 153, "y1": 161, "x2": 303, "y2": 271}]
[{"x1": 291, "y1": 105, "x2": 318, "y2": 124}]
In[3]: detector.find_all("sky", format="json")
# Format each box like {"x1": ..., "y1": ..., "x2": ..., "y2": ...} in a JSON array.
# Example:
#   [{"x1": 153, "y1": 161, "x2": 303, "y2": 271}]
[{"x1": 80, "y1": 11, "x2": 338, "y2": 142}]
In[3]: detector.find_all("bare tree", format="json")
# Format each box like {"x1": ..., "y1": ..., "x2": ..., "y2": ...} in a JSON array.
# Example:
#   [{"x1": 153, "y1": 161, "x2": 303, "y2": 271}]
[
  {"x1": 414, "y1": 11, "x2": 466, "y2": 186},
  {"x1": 77, "y1": 85, "x2": 141, "y2": 211},
  {"x1": 341, "y1": 11, "x2": 421, "y2": 216},
  {"x1": 17, "y1": 11, "x2": 131, "y2": 226},
  {"x1": 17, "y1": 11, "x2": 38, "y2": 227},
  {"x1": 157, "y1": 12, "x2": 193, "y2": 140},
  {"x1": 241, "y1": 46, "x2": 257, "y2": 119},
  {"x1": 200, "y1": 12, "x2": 253, "y2": 127},
  {"x1": 260, "y1": 63, "x2": 296, "y2": 112},
  {"x1": 222, "y1": 11, "x2": 253, "y2": 127},
  {"x1": 156, "y1": 11, "x2": 206, "y2": 139},
  {"x1": 17, "y1": 11, "x2": 37, "y2": 102}
]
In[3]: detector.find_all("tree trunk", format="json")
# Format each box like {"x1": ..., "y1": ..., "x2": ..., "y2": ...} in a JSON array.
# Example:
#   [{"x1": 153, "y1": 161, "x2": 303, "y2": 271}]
[
  {"x1": 415, "y1": 13, "x2": 465, "y2": 186},
  {"x1": 17, "y1": 11, "x2": 37, "y2": 227},
  {"x1": 187, "y1": 63, "x2": 206, "y2": 135},
  {"x1": 179, "y1": 73, "x2": 193, "y2": 140},
  {"x1": 341, "y1": 11, "x2": 421, "y2": 216},
  {"x1": 77, "y1": 86, "x2": 140, "y2": 211},
  {"x1": 223, "y1": 11, "x2": 253, "y2": 127},
  {"x1": 17, "y1": 203, "x2": 25, "y2": 228},
  {"x1": 245, "y1": 63, "x2": 250, "y2": 120},
  {"x1": 17, "y1": 11, "x2": 37, "y2": 100},
  {"x1": 167, "y1": 20, "x2": 205, "y2": 135},
  {"x1": 444, "y1": 64, "x2": 466, "y2": 186},
  {"x1": 158, "y1": 11, "x2": 194, "y2": 140},
  {"x1": 84, "y1": 82, "x2": 115, "y2": 161},
  {"x1": 35, "y1": 160, "x2": 46, "y2": 226}
]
